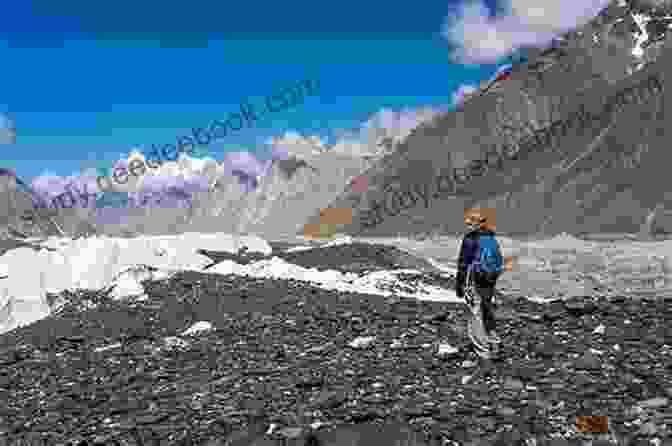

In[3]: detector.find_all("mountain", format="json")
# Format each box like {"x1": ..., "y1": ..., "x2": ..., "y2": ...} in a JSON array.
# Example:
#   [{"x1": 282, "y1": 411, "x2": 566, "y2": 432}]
[
  {"x1": 0, "y1": 104, "x2": 444, "y2": 241},
  {"x1": 184, "y1": 151, "x2": 373, "y2": 238},
  {"x1": 0, "y1": 148, "x2": 377, "y2": 240},
  {"x1": 310, "y1": 0, "x2": 672, "y2": 240},
  {"x1": 0, "y1": 171, "x2": 66, "y2": 240}
]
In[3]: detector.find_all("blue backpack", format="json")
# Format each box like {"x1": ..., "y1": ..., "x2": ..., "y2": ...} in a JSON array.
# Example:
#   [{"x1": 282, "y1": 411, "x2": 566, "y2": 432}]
[{"x1": 478, "y1": 234, "x2": 503, "y2": 274}]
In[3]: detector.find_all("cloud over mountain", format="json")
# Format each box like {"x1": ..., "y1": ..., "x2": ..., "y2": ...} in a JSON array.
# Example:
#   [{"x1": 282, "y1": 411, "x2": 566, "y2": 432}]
[{"x1": 443, "y1": 0, "x2": 612, "y2": 64}]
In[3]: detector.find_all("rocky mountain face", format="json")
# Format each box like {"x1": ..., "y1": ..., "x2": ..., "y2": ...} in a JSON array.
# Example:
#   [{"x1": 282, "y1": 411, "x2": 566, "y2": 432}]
[
  {"x1": 0, "y1": 174, "x2": 66, "y2": 240},
  {"x1": 310, "y1": 0, "x2": 672, "y2": 239},
  {"x1": 185, "y1": 152, "x2": 372, "y2": 238}
]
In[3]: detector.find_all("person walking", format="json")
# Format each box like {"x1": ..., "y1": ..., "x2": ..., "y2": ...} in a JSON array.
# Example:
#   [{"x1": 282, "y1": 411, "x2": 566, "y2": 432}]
[{"x1": 455, "y1": 208, "x2": 504, "y2": 359}]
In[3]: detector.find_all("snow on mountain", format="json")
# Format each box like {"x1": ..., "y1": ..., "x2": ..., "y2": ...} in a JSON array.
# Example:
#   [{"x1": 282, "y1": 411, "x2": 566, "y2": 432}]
[
  {"x1": 207, "y1": 257, "x2": 457, "y2": 302},
  {"x1": 442, "y1": 0, "x2": 612, "y2": 64}
]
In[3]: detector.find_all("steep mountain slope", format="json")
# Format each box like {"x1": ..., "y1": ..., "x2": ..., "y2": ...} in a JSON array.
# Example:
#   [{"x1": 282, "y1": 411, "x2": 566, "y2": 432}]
[
  {"x1": 313, "y1": 0, "x2": 672, "y2": 239},
  {"x1": 0, "y1": 172, "x2": 68, "y2": 240},
  {"x1": 184, "y1": 152, "x2": 371, "y2": 238}
]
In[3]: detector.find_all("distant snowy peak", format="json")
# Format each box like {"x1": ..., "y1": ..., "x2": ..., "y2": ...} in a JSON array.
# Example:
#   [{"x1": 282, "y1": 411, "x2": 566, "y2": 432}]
[
  {"x1": 310, "y1": 108, "x2": 443, "y2": 157},
  {"x1": 317, "y1": 107, "x2": 446, "y2": 159}
]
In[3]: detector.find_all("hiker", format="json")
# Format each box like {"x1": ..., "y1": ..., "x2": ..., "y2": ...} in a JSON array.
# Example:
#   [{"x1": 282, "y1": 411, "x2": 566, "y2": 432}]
[{"x1": 455, "y1": 208, "x2": 503, "y2": 359}]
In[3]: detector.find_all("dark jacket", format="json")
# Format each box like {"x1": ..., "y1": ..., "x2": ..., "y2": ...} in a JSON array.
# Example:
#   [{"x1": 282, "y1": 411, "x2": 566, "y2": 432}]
[{"x1": 455, "y1": 228, "x2": 500, "y2": 298}]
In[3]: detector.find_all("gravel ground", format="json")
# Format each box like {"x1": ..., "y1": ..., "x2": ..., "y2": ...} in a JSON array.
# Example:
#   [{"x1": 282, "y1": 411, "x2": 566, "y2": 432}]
[{"x1": 0, "y1": 243, "x2": 670, "y2": 446}]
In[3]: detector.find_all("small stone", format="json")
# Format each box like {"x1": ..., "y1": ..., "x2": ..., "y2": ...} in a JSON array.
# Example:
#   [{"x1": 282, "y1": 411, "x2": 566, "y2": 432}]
[
  {"x1": 593, "y1": 324, "x2": 606, "y2": 335},
  {"x1": 503, "y1": 378, "x2": 524, "y2": 391},
  {"x1": 390, "y1": 339, "x2": 405, "y2": 349},
  {"x1": 436, "y1": 343, "x2": 459, "y2": 357},
  {"x1": 462, "y1": 360, "x2": 477, "y2": 368},
  {"x1": 563, "y1": 296, "x2": 597, "y2": 315},
  {"x1": 309, "y1": 421, "x2": 327, "y2": 430},
  {"x1": 313, "y1": 390, "x2": 347, "y2": 409},
  {"x1": 574, "y1": 351, "x2": 601, "y2": 370},
  {"x1": 534, "y1": 337, "x2": 561, "y2": 358},
  {"x1": 182, "y1": 321, "x2": 212, "y2": 336},
  {"x1": 638, "y1": 397, "x2": 668, "y2": 409},
  {"x1": 573, "y1": 374, "x2": 594, "y2": 388},
  {"x1": 497, "y1": 406, "x2": 516, "y2": 417},
  {"x1": 348, "y1": 336, "x2": 376, "y2": 349},
  {"x1": 637, "y1": 421, "x2": 658, "y2": 436},
  {"x1": 275, "y1": 427, "x2": 305, "y2": 439}
]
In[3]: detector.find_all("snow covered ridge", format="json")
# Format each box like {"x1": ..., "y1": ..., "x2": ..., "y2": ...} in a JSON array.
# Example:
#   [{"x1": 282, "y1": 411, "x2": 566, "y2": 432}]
[
  {"x1": 442, "y1": 0, "x2": 612, "y2": 64},
  {"x1": 206, "y1": 259, "x2": 457, "y2": 302},
  {"x1": 0, "y1": 233, "x2": 460, "y2": 336}
]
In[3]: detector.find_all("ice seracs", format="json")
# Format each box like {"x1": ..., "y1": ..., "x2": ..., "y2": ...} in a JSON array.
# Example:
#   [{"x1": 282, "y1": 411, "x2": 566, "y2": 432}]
[
  {"x1": 0, "y1": 230, "x2": 470, "y2": 335},
  {"x1": 0, "y1": 233, "x2": 272, "y2": 334}
]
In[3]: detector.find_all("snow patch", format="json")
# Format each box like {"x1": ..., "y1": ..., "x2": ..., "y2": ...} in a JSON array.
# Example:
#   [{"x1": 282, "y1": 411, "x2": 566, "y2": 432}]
[
  {"x1": 207, "y1": 257, "x2": 461, "y2": 302},
  {"x1": 348, "y1": 336, "x2": 376, "y2": 349},
  {"x1": 631, "y1": 12, "x2": 651, "y2": 60},
  {"x1": 181, "y1": 321, "x2": 213, "y2": 336},
  {"x1": 285, "y1": 235, "x2": 354, "y2": 253}
]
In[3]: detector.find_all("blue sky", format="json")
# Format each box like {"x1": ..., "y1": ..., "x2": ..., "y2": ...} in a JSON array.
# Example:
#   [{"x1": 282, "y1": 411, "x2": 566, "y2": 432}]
[{"x1": 0, "y1": 0, "x2": 514, "y2": 182}]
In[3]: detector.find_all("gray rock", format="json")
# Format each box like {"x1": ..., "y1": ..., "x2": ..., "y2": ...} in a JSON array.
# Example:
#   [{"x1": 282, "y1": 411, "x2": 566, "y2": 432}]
[
  {"x1": 638, "y1": 397, "x2": 669, "y2": 408},
  {"x1": 574, "y1": 351, "x2": 602, "y2": 371}
]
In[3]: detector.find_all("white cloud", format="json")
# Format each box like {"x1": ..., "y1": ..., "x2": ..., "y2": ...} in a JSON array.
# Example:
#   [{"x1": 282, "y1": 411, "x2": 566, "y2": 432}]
[{"x1": 443, "y1": 0, "x2": 612, "y2": 64}]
